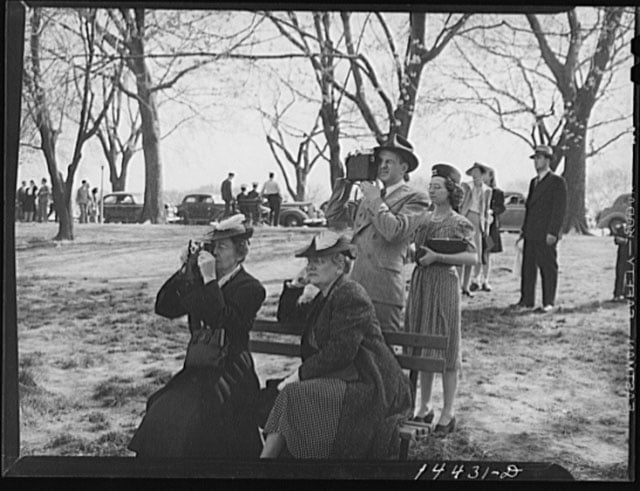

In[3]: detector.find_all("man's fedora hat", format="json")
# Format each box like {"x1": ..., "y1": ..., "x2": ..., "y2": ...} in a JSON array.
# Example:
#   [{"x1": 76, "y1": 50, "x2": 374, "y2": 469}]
[
  {"x1": 202, "y1": 214, "x2": 253, "y2": 242},
  {"x1": 295, "y1": 230, "x2": 356, "y2": 259},
  {"x1": 431, "y1": 163, "x2": 462, "y2": 185},
  {"x1": 529, "y1": 144, "x2": 554, "y2": 159},
  {"x1": 465, "y1": 162, "x2": 491, "y2": 176},
  {"x1": 374, "y1": 134, "x2": 419, "y2": 172}
]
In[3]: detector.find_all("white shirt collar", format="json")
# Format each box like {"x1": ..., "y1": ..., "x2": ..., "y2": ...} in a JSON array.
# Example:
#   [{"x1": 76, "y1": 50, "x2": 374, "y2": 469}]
[
  {"x1": 217, "y1": 264, "x2": 242, "y2": 288},
  {"x1": 383, "y1": 180, "x2": 404, "y2": 197}
]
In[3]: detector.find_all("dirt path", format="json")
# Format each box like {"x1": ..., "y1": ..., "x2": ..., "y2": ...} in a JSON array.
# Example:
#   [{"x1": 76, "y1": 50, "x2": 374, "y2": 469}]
[{"x1": 14, "y1": 223, "x2": 631, "y2": 479}]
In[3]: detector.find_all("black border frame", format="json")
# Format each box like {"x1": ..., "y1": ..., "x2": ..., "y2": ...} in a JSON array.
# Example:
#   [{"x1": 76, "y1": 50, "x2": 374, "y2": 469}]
[{"x1": 3, "y1": 0, "x2": 637, "y2": 482}]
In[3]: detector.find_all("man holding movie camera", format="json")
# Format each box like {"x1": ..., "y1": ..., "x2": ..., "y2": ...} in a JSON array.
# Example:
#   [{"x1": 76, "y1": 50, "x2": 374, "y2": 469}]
[{"x1": 324, "y1": 134, "x2": 430, "y2": 332}]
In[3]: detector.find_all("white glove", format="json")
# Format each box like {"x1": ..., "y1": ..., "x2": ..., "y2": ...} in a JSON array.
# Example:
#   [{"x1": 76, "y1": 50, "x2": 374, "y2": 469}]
[
  {"x1": 277, "y1": 369, "x2": 300, "y2": 391},
  {"x1": 197, "y1": 250, "x2": 217, "y2": 284}
]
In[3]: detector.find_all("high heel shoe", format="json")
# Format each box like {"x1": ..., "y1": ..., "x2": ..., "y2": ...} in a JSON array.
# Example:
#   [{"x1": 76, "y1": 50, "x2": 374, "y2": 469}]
[
  {"x1": 410, "y1": 408, "x2": 435, "y2": 424},
  {"x1": 433, "y1": 416, "x2": 456, "y2": 437}
]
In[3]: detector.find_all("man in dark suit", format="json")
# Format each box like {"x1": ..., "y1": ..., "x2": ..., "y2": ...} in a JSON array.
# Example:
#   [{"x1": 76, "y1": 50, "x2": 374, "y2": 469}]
[
  {"x1": 220, "y1": 172, "x2": 235, "y2": 217},
  {"x1": 513, "y1": 145, "x2": 568, "y2": 313}
]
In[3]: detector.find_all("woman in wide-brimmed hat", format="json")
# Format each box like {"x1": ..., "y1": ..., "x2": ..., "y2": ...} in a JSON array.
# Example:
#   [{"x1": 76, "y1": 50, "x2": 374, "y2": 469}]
[
  {"x1": 260, "y1": 230, "x2": 413, "y2": 459},
  {"x1": 128, "y1": 214, "x2": 266, "y2": 459}
]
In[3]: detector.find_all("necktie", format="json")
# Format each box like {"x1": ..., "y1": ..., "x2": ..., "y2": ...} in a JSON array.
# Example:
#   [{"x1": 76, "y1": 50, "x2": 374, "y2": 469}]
[{"x1": 381, "y1": 188, "x2": 387, "y2": 198}]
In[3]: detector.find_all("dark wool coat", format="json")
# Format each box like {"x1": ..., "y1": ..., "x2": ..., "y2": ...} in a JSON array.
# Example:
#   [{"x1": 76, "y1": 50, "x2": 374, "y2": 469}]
[
  {"x1": 522, "y1": 172, "x2": 568, "y2": 240},
  {"x1": 296, "y1": 275, "x2": 413, "y2": 459},
  {"x1": 128, "y1": 266, "x2": 266, "y2": 459},
  {"x1": 488, "y1": 187, "x2": 505, "y2": 253}
]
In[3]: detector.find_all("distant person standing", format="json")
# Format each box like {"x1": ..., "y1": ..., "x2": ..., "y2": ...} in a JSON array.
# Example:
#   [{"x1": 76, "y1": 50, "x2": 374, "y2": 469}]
[
  {"x1": 236, "y1": 184, "x2": 251, "y2": 221},
  {"x1": 76, "y1": 180, "x2": 91, "y2": 224},
  {"x1": 512, "y1": 145, "x2": 568, "y2": 314},
  {"x1": 247, "y1": 182, "x2": 261, "y2": 226},
  {"x1": 37, "y1": 178, "x2": 51, "y2": 222},
  {"x1": 24, "y1": 180, "x2": 38, "y2": 222},
  {"x1": 479, "y1": 167, "x2": 505, "y2": 292},
  {"x1": 262, "y1": 172, "x2": 282, "y2": 226},
  {"x1": 221, "y1": 172, "x2": 235, "y2": 218},
  {"x1": 459, "y1": 162, "x2": 492, "y2": 296},
  {"x1": 611, "y1": 220, "x2": 631, "y2": 302},
  {"x1": 16, "y1": 180, "x2": 27, "y2": 222},
  {"x1": 89, "y1": 187, "x2": 100, "y2": 223}
]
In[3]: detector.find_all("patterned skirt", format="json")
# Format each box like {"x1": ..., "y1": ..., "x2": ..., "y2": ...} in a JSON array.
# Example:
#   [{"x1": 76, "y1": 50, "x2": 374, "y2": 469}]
[
  {"x1": 263, "y1": 377, "x2": 347, "y2": 459},
  {"x1": 404, "y1": 264, "x2": 462, "y2": 371}
]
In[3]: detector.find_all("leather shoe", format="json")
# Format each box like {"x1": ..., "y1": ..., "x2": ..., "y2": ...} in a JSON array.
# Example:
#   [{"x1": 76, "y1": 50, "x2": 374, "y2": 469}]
[
  {"x1": 536, "y1": 304, "x2": 558, "y2": 314},
  {"x1": 411, "y1": 409, "x2": 435, "y2": 424},
  {"x1": 481, "y1": 282, "x2": 492, "y2": 292},
  {"x1": 433, "y1": 416, "x2": 456, "y2": 437},
  {"x1": 469, "y1": 282, "x2": 480, "y2": 292},
  {"x1": 462, "y1": 289, "x2": 473, "y2": 297}
]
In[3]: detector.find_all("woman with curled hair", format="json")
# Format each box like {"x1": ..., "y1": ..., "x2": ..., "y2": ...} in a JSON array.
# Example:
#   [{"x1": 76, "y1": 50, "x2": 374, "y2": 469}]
[
  {"x1": 404, "y1": 164, "x2": 477, "y2": 436},
  {"x1": 261, "y1": 230, "x2": 413, "y2": 459},
  {"x1": 128, "y1": 214, "x2": 266, "y2": 459}
]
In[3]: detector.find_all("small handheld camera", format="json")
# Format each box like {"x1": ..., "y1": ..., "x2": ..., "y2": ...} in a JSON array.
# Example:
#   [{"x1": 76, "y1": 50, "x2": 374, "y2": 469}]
[
  {"x1": 345, "y1": 150, "x2": 377, "y2": 182},
  {"x1": 182, "y1": 240, "x2": 214, "y2": 284}
]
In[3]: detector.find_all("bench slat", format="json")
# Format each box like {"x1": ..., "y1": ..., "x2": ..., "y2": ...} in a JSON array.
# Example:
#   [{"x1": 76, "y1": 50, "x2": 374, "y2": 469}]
[
  {"x1": 396, "y1": 355, "x2": 445, "y2": 373},
  {"x1": 254, "y1": 319, "x2": 447, "y2": 350},
  {"x1": 249, "y1": 340, "x2": 300, "y2": 358},
  {"x1": 253, "y1": 319, "x2": 303, "y2": 336},
  {"x1": 381, "y1": 331, "x2": 448, "y2": 349}
]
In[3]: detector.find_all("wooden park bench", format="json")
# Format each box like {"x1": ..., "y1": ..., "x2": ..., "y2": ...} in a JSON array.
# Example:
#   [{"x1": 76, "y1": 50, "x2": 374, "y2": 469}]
[{"x1": 250, "y1": 318, "x2": 448, "y2": 460}]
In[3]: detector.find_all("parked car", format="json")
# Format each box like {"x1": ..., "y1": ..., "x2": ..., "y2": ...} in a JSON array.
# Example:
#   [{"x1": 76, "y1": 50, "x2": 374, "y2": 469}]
[
  {"x1": 596, "y1": 193, "x2": 632, "y2": 234},
  {"x1": 102, "y1": 192, "x2": 144, "y2": 223},
  {"x1": 500, "y1": 191, "x2": 526, "y2": 233},
  {"x1": 176, "y1": 194, "x2": 226, "y2": 224},
  {"x1": 278, "y1": 201, "x2": 325, "y2": 227}
]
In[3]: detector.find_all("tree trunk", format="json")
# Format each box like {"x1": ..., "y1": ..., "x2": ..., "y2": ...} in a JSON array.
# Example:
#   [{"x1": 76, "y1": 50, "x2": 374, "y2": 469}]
[
  {"x1": 54, "y1": 186, "x2": 75, "y2": 241},
  {"x1": 129, "y1": 10, "x2": 164, "y2": 224},
  {"x1": 561, "y1": 124, "x2": 589, "y2": 234}
]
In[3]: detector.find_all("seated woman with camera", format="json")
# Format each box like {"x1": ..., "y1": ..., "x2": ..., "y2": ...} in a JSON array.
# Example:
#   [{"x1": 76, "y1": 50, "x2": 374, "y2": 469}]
[
  {"x1": 128, "y1": 214, "x2": 266, "y2": 459},
  {"x1": 260, "y1": 230, "x2": 413, "y2": 459}
]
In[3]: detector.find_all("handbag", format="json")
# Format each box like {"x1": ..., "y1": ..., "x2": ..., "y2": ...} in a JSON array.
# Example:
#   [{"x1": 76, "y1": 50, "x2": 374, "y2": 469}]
[{"x1": 184, "y1": 328, "x2": 228, "y2": 368}]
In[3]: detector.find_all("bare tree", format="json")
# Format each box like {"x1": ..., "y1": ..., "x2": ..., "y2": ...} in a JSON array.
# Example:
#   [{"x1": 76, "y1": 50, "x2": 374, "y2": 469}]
[
  {"x1": 338, "y1": 12, "x2": 471, "y2": 141},
  {"x1": 22, "y1": 8, "x2": 119, "y2": 240},
  {"x1": 93, "y1": 78, "x2": 142, "y2": 192},
  {"x1": 262, "y1": 11, "x2": 470, "y2": 190},
  {"x1": 260, "y1": 91, "x2": 328, "y2": 201},
  {"x1": 93, "y1": 8, "x2": 263, "y2": 222},
  {"x1": 447, "y1": 7, "x2": 633, "y2": 233}
]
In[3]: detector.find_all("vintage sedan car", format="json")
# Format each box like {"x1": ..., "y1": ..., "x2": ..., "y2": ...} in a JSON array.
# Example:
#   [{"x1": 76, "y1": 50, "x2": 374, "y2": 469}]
[
  {"x1": 176, "y1": 194, "x2": 226, "y2": 224},
  {"x1": 102, "y1": 192, "x2": 144, "y2": 223},
  {"x1": 596, "y1": 193, "x2": 632, "y2": 234},
  {"x1": 279, "y1": 201, "x2": 325, "y2": 227},
  {"x1": 499, "y1": 191, "x2": 526, "y2": 233}
]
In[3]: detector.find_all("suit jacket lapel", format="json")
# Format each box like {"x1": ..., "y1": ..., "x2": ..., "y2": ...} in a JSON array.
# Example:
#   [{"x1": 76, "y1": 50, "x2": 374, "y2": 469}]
[{"x1": 528, "y1": 173, "x2": 553, "y2": 206}]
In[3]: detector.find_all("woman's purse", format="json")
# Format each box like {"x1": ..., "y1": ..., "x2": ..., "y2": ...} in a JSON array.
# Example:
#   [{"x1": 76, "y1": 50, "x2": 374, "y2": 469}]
[{"x1": 184, "y1": 327, "x2": 228, "y2": 368}]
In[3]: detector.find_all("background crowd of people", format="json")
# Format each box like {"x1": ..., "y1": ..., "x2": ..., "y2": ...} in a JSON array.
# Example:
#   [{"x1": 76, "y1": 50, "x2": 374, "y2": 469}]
[
  {"x1": 220, "y1": 171, "x2": 283, "y2": 226},
  {"x1": 16, "y1": 178, "x2": 100, "y2": 224}
]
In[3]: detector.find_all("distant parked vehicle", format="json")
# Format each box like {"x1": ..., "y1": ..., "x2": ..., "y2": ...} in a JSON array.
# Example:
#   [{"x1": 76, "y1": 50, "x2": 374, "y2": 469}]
[
  {"x1": 596, "y1": 193, "x2": 632, "y2": 234},
  {"x1": 102, "y1": 192, "x2": 144, "y2": 223},
  {"x1": 500, "y1": 191, "x2": 526, "y2": 233},
  {"x1": 176, "y1": 194, "x2": 226, "y2": 224},
  {"x1": 278, "y1": 201, "x2": 325, "y2": 227}
]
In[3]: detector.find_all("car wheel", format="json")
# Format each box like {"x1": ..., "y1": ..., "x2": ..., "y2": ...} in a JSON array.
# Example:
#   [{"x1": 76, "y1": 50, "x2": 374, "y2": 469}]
[
  {"x1": 608, "y1": 218, "x2": 624, "y2": 235},
  {"x1": 283, "y1": 214, "x2": 303, "y2": 227}
]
